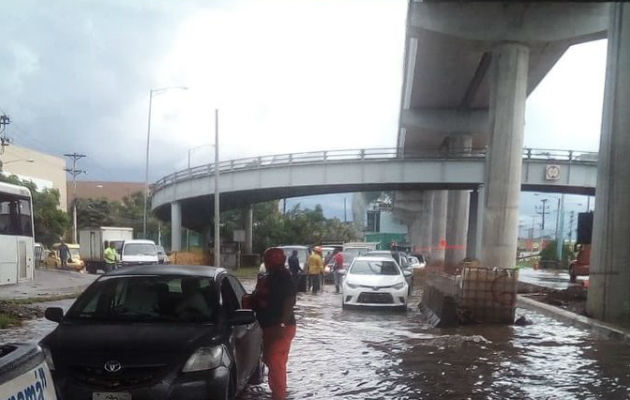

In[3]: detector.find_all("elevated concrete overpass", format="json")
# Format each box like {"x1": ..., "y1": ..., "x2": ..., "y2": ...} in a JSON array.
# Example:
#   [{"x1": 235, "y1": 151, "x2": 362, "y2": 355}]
[
  {"x1": 397, "y1": 1, "x2": 630, "y2": 323},
  {"x1": 151, "y1": 147, "x2": 596, "y2": 239}
]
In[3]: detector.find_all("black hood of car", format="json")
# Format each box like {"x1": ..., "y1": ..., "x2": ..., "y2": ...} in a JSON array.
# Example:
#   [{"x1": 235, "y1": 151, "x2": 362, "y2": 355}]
[{"x1": 43, "y1": 321, "x2": 221, "y2": 368}]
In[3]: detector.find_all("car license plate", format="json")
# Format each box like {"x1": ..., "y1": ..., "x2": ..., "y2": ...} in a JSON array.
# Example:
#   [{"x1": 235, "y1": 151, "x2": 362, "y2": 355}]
[{"x1": 92, "y1": 392, "x2": 131, "y2": 400}]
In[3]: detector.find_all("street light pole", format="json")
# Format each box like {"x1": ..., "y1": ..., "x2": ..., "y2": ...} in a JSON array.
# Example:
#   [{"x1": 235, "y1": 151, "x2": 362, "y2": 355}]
[
  {"x1": 214, "y1": 109, "x2": 221, "y2": 268},
  {"x1": 143, "y1": 91, "x2": 154, "y2": 239},
  {"x1": 143, "y1": 86, "x2": 188, "y2": 239}
]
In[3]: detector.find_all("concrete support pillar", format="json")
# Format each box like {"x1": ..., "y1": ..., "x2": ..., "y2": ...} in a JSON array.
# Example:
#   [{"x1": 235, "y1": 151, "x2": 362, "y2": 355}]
[
  {"x1": 418, "y1": 191, "x2": 434, "y2": 256},
  {"x1": 445, "y1": 135, "x2": 472, "y2": 270},
  {"x1": 171, "y1": 201, "x2": 182, "y2": 252},
  {"x1": 445, "y1": 191, "x2": 469, "y2": 269},
  {"x1": 244, "y1": 205, "x2": 253, "y2": 254},
  {"x1": 466, "y1": 188, "x2": 484, "y2": 260},
  {"x1": 481, "y1": 42, "x2": 529, "y2": 268},
  {"x1": 430, "y1": 190, "x2": 447, "y2": 266},
  {"x1": 587, "y1": 3, "x2": 630, "y2": 323}
]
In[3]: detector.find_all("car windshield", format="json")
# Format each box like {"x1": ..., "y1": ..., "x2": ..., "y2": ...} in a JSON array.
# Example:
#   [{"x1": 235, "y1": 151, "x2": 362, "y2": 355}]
[
  {"x1": 66, "y1": 275, "x2": 218, "y2": 323},
  {"x1": 123, "y1": 243, "x2": 157, "y2": 256},
  {"x1": 69, "y1": 248, "x2": 80, "y2": 258},
  {"x1": 350, "y1": 260, "x2": 400, "y2": 276}
]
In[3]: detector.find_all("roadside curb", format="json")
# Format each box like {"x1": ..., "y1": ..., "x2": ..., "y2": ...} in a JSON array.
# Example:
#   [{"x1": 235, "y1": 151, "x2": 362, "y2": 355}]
[{"x1": 517, "y1": 295, "x2": 630, "y2": 344}]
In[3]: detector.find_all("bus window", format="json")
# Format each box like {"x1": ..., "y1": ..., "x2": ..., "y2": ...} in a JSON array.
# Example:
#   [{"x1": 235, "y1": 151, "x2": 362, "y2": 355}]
[{"x1": 0, "y1": 194, "x2": 33, "y2": 237}]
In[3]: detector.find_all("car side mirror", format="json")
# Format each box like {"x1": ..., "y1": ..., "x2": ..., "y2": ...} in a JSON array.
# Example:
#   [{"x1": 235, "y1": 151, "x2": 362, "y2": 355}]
[
  {"x1": 45, "y1": 307, "x2": 64, "y2": 323},
  {"x1": 229, "y1": 309, "x2": 256, "y2": 326},
  {"x1": 403, "y1": 270, "x2": 413, "y2": 278}
]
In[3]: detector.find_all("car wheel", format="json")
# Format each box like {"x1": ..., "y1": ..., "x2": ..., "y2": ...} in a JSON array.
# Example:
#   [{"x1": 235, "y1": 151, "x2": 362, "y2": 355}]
[
  {"x1": 249, "y1": 354, "x2": 265, "y2": 385},
  {"x1": 341, "y1": 297, "x2": 347, "y2": 310}
]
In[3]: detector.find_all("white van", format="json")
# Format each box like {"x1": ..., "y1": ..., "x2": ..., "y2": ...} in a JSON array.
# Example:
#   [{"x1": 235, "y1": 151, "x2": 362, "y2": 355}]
[{"x1": 121, "y1": 239, "x2": 158, "y2": 266}]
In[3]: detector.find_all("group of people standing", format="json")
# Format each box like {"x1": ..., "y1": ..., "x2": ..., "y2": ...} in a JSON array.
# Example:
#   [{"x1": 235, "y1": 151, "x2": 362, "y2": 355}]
[{"x1": 287, "y1": 247, "x2": 344, "y2": 294}]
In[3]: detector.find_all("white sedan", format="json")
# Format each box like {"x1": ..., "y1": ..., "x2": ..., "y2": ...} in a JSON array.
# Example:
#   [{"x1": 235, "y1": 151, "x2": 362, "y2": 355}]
[{"x1": 341, "y1": 256, "x2": 410, "y2": 311}]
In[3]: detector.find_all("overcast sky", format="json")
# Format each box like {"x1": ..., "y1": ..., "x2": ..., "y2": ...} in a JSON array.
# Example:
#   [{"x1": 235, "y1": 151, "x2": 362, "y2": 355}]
[{"x1": 0, "y1": 1, "x2": 607, "y2": 224}]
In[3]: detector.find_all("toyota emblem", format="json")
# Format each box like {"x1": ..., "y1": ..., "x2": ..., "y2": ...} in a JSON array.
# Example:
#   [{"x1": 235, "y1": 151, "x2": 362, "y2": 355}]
[{"x1": 103, "y1": 360, "x2": 122, "y2": 373}]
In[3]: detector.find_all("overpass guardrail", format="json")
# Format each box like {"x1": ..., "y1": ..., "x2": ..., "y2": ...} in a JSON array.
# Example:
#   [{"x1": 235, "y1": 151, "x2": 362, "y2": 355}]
[{"x1": 153, "y1": 147, "x2": 597, "y2": 191}]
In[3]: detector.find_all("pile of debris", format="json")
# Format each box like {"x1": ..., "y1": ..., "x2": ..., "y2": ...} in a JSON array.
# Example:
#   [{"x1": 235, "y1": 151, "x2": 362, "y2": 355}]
[{"x1": 0, "y1": 301, "x2": 44, "y2": 327}]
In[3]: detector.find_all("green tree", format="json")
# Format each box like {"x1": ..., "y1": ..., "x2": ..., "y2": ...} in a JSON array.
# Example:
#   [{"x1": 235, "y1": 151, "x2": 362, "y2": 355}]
[
  {"x1": 0, "y1": 174, "x2": 70, "y2": 247},
  {"x1": 76, "y1": 198, "x2": 116, "y2": 228}
]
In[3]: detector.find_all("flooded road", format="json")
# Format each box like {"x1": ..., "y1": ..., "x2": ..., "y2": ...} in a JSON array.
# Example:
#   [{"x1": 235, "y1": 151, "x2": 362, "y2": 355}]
[
  {"x1": 3, "y1": 286, "x2": 630, "y2": 399},
  {"x1": 241, "y1": 285, "x2": 630, "y2": 400}
]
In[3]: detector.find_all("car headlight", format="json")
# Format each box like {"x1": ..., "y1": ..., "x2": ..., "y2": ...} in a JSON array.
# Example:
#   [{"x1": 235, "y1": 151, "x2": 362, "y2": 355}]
[
  {"x1": 419, "y1": 262, "x2": 426, "y2": 268},
  {"x1": 182, "y1": 346, "x2": 223, "y2": 372},
  {"x1": 41, "y1": 345, "x2": 55, "y2": 371},
  {"x1": 392, "y1": 282, "x2": 406, "y2": 290},
  {"x1": 345, "y1": 282, "x2": 358, "y2": 289}
]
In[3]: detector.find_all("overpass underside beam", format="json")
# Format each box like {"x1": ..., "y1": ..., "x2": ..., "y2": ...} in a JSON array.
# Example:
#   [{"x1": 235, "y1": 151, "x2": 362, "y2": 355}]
[
  {"x1": 587, "y1": 4, "x2": 630, "y2": 323},
  {"x1": 481, "y1": 43, "x2": 529, "y2": 268}
]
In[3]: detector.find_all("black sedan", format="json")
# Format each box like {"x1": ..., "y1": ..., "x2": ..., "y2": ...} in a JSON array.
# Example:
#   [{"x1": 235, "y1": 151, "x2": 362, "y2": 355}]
[{"x1": 40, "y1": 265, "x2": 263, "y2": 400}]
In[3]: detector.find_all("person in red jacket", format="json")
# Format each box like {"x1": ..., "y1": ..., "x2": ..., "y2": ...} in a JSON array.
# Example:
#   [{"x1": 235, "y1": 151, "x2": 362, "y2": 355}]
[{"x1": 247, "y1": 247, "x2": 297, "y2": 400}]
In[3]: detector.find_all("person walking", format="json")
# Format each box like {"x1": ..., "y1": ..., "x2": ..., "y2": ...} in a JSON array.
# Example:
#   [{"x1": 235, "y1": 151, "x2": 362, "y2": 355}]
[
  {"x1": 246, "y1": 247, "x2": 297, "y2": 400},
  {"x1": 58, "y1": 241, "x2": 70, "y2": 269},
  {"x1": 332, "y1": 249, "x2": 344, "y2": 293},
  {"x1": 103, "y1": 241, "x2": 118, "y2": 273},
  {"x1": 288, "y1": 250, "x2": 301, "y2": 288},
  {"x1": 307, "y1": 247, "x2": 324, "y2": 294}
]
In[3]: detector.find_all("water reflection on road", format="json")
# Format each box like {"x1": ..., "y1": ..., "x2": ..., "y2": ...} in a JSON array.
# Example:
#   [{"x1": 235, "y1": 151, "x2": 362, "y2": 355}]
[
  {"x1": 3, "y1": 287, "x2": 630, "y2": 399},
  {"x1": 242, "y1": 285, "x2": 630, "y2": 400}
]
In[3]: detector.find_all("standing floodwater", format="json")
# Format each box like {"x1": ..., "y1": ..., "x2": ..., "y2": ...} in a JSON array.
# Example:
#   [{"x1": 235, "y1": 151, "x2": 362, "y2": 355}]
[
  {"x1": 241, "y1": 286, "x2": 630, "y2": 400},
  {"x1": 3, "y1": 287, "x2": 630, "y2": 399}
]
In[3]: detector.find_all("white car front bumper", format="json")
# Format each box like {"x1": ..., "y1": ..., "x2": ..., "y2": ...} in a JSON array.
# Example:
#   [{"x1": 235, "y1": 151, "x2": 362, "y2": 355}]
[{"x1": 342, "y1": 283, "x2": 408, "y2": 307}]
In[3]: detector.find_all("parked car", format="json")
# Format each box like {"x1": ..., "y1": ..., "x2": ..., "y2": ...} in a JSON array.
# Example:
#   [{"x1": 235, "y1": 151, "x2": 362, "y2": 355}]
[
  {"x1": 408, "y1": 254, "x2": 427, "y2": 269},
  {"x1": 45, "y1": 243, "x2": 85, "y2": 271},
  {"x1": 120, "y1": 239, "x2": 159, "y2": 266},
  {"x1": 156, "y1": 245, "x2": 169, "y2": 264},
  {"x1": 341, "y1": 256, "x2": 411, "y2": 311},
  {"x1": 40, "y1": 265, "x2": 263, "y2": 400},
  {"x1": 0, "y1": 343, "x2": 57, "y2": 400},
  {"x1": 365, "y1": 250, "x2": 414, "y2": 294}
]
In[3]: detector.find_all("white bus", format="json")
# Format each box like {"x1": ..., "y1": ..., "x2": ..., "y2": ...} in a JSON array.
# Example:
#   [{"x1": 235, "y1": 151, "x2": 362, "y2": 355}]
[{"x1": 0, "y1": 181, "x2": 35, "y2": 285}]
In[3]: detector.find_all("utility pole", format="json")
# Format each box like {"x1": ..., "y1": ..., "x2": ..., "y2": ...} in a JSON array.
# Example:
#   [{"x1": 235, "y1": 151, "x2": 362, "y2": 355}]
[
  {"x1": 64, "y1": 153, "x2": 87, "y2": 243},
  {"x1": 568, "y1": 210, "x2": 576, "y2": 244},
  {"x1": 535, "y1": 198, "x2": 550, "y2": 233},
  {"x1": 344, "y1": 197, "x2": 347, "y2": 223},
  {"x1": 0, "y1": 115, "x2": 11, "y2": 157},
  {"x1": 213, "y1": 109, "x2": 220, "y2": 268}
]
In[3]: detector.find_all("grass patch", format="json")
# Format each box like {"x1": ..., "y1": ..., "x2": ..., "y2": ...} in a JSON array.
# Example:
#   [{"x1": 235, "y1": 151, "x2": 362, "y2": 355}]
[
  {"x1": 0, "y1": 313, "x2": 21, "y2": 329},
  {"x1": 233, "y1": 266, "x2": 259, "y2": 280},
  {"x1": 6, "y1": 293, "x2": 79, "y2": 305}
]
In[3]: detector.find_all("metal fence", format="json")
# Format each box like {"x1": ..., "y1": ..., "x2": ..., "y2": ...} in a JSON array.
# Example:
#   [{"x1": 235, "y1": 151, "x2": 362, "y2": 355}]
[{"x1": 153, "y1": 147, "x2": 598, "y2": 191}]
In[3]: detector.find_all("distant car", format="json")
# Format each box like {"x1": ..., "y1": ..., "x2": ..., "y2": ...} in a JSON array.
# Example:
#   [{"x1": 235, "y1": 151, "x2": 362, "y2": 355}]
[
  {"x1": 407, "y1": 255, "x2": 426, "y2": 269},
  {"x1": 156, "y1": 245, "x2": 169, "y2": 264},
  {"x1": 46, "y1": 243, "x2": 85, "y2": 271},
  {"x1": 341, "y1": 256, "x2": 410, "y2": 311},
  {"x1": 120, "y1": 239, "x2": 158, "y2": 266},
  {"x1": 40, "y1": 265, "x2": 263, "y2": 400}
]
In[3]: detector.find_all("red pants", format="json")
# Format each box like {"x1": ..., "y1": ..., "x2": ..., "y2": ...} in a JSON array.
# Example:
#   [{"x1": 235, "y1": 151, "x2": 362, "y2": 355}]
[{"x1": 262, "y1": 324, "x2": 296, "y2": 400}]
